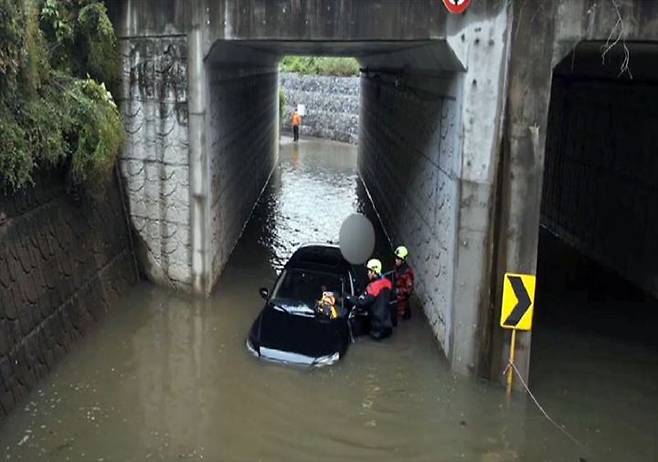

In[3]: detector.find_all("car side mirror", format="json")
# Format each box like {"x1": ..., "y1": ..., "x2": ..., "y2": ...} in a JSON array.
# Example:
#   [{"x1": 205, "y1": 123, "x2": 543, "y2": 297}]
[{"x1": 259, "y1": 288, "x2": 269, "y2": 300}]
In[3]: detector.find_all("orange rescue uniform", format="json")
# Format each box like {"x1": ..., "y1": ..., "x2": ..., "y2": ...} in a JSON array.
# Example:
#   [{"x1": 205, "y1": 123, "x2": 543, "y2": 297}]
[{"x1": 292, "y1": 113, "x2": 302, "y2": 127}]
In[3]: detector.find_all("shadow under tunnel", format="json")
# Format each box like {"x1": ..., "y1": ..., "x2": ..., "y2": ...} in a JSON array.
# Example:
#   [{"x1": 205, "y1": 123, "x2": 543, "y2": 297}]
[{"x1": 530, "y1": 42, "x2": 658, "y2": 462}]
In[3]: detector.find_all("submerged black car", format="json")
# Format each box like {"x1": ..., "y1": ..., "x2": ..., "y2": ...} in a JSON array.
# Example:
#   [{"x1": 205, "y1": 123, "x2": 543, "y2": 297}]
[{"x1": 247, "y1": 244, "x2": 361, "y2": 367}]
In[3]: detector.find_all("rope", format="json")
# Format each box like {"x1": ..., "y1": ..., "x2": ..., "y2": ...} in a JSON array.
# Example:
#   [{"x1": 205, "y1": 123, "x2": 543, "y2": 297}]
[
  {"x1": 503, "y1": 360, "x2": 589, "y2": 451},
  {"x1": 114, "y1": 164, "x2": 140, "y2": 281}
]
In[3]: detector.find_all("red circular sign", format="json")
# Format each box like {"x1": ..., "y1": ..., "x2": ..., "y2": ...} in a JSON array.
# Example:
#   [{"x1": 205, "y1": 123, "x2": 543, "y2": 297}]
[{"x1": 442, "y1": 0, "x2": 471, "y2": 14}]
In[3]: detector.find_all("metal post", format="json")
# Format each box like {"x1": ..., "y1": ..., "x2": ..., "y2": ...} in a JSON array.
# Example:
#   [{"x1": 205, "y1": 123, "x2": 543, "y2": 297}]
[{"x1": 506, "y1": 328, "x2": 517, "y2": 397}]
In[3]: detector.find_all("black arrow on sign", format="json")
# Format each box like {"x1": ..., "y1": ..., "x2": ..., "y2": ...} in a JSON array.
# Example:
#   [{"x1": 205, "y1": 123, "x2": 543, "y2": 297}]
[{"x1": 503, "y1": 276, "x2": 531, "y2": 327}]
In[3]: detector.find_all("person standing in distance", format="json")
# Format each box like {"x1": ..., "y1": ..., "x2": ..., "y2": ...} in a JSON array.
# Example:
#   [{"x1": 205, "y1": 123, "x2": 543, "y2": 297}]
[
  {"x1": 291, "y1": 108, "x2": 302, "y2": 142},
  {"x1": 393, "y1": 246, "x2": 415, "y2": 320}
]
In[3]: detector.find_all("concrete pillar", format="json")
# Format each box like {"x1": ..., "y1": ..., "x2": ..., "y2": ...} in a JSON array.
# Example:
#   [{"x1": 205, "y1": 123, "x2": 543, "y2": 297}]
[
  {"x1": 444, "y1": 1, "x2": 513, "y2": 376},
  {"x1": 358, "y1": 2, "x2": 516, "y2": 377},
  {"x1": 188, "y1": 26, "x2": 211, "y2": 294},
  {"x1": 487, "y1": 0, "x2": 558, "y2": 386}
]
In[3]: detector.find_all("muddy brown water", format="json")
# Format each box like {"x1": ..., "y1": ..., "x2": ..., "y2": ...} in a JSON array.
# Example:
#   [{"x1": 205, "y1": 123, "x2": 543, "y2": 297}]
[{"x1": 0, "y1": 138, "x2": 656, "y2": 461}]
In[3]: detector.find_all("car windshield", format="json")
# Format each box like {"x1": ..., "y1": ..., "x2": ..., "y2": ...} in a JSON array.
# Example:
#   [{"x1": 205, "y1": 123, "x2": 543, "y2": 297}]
[{"x1": 271, "y1": 269, "x2": 345, "y2": 315}]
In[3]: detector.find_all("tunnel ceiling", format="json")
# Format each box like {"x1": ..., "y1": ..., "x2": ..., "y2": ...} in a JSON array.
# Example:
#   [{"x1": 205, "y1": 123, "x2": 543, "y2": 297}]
[
  {"x1": 206, "y1": 40, "x2": 464, "y2": 73},
  {"x1": 555, "y1": 41, "x2": 658, "y2": 81},
  {"x1": 219, "y1": 40, "x2": 438, "y2": 56}
]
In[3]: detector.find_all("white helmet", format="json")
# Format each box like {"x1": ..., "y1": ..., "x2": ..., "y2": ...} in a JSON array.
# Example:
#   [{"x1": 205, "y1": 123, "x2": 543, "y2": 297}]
[
  {"x1": 366, "y1": 258, "x2": 382, "y2": 275},
  {"x1": 394, "y1": 246, "x2": 409, "y2": 260}
]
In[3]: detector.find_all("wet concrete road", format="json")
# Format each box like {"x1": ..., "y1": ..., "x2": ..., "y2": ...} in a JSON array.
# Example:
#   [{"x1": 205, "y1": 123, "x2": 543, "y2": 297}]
[{"x1": 0, "y1": 138, "x2": 656, "y2": 461}]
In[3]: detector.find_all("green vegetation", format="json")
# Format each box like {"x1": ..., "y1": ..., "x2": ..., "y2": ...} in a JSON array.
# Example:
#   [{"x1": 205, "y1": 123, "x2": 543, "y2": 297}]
[
  {"x1": 0, "y1": 0, "x2": 122, "y2": 194},
  {"x1": 278, "y1": 87, "x2": 287, "y2": 123},
  {"x1": 280, "y1": 56, "x2": 360, "y2": 77}
]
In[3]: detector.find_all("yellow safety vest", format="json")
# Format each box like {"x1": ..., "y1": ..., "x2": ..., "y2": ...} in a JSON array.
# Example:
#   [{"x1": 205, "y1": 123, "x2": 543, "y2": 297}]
[{"x1": 318, "y1": 292, "x2": 338, "y2": 319}]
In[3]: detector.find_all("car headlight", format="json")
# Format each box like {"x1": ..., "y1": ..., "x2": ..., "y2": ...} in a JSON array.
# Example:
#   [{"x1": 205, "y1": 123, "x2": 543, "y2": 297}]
[{"x1": 312, "y1": 352, "x2": 340, "y2": 367}]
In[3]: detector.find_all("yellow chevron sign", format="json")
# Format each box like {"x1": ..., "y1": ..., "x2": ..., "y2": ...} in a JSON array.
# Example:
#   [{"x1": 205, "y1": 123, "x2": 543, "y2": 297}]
[{"x1": 500, "y1": 273, "x2": 535, "y2": 331}]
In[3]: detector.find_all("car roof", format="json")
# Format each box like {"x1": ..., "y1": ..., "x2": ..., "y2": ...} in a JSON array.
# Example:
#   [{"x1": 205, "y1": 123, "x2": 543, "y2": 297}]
[{"x1": 286, "y1": 244, "x2": 353, "y2": 275}]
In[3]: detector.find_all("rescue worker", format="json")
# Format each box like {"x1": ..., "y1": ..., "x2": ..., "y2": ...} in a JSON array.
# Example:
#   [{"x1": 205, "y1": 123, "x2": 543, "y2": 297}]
[
  {"x1": 350, "y1": 259, "x2": 393, "y2": 340},
  {"x1": 291, "y1": 109, "x2": 302, "y2": 142},
  {"x1": 393, "y1": 246, "x2": 415, "y2": 320}
]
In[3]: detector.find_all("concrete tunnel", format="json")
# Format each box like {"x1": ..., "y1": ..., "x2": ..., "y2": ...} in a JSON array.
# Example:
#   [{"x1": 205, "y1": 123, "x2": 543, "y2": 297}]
[
  {"x1": 111, "y1": 0, "x2": 510, "y2": 380},
  {"x1": 529, "y1": 40, "x2": 658, "y2": 383},
  {"x1": 109, "y1": 0, "x2": 658, "y2": 384}
]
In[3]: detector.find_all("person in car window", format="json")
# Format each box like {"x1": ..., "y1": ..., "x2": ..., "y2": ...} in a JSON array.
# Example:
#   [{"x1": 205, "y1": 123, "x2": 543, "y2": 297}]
[
  {"x1": 316, "y1": 291, "x2": 339, "y2": 319},
  {"x1": 351, "y1": 259, "x2": 393, "y2": 340}
]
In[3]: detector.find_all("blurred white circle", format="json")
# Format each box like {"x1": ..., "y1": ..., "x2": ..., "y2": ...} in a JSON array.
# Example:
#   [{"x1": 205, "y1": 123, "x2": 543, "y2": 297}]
[{"x1": 339, "y1": 213, "x2": 375, "y2": 265}]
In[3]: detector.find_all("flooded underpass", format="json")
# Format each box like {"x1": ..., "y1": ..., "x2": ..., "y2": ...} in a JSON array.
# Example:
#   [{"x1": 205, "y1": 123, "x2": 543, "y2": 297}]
[
  {"x1": 532, "y1": 229, "x2": 658, "y2": 462},
  {"x1": 1, "y1": 139, "x2": 656, "y2": 461}
]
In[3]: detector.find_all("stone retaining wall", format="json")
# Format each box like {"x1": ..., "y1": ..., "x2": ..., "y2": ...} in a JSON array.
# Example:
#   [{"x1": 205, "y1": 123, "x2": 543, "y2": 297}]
[
  {"x1": 281, "y1": 72, "x2": 360, "y2": 144},
  {"x1": 0, "y1": 172, "x2": 138, "y2": 420}
]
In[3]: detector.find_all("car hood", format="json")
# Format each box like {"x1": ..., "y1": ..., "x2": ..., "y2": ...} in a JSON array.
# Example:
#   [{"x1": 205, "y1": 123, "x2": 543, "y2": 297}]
[{"x1": 248, "y1": 306, "x2": 349, "y2": 364}]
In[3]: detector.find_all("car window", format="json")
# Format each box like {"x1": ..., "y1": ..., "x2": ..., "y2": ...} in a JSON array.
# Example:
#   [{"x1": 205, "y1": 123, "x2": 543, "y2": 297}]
[{"x1": 272, "y1": 269, "x2": 345, "y2": 310}]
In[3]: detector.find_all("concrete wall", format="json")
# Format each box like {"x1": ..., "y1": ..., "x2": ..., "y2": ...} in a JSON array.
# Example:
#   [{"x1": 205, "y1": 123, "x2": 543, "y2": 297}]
[
  {"x1": 0, "y1": 172, "x2": 137, "y2": 420},
  {"x1": 104, "y1": 0, "x2": 658, "y2": 384},
  {"x1": 202, "y1": 0, "x2": 444, "y2": 44},
  {"x1": 108, "y1": 0, "x2": 464, "y2": 296},
  {"x1": 553, "y1": 0, "x2": 658, "y2": 63},
  {"x1": 358, "y1": 1, "x2": 511, "y2": 375},
  {"x1": 537, "y1": 1, "x2": 658, "y2": 302},
  {"x1": 109, "y1": 0, "x2": 518, "y2": 379},
  {"x1": 111, "y1": 0, "x2": 444, "y2": 38},
  {"x1": 109, "y1": 0, "x2": 451, "y2": 59},
  {"x1": 207, "y1": 65, "x2": 279, "y2": 286},
  {"x1": 281, "y1": 72, "x2": 359, "y2": 144},
  {"x1": 118, "y1": 36, "x2": 193, "y2": 291},
  {"x1": 359, "y1": 73, "x2": 461, "y2": 354},
  {"x1": 115, "y1": 33, "x2": 280, "y2": 295},
  {"x1": 485, "y1": 0, "x2": 658, "y2": 383},
  {"x1": 542, "y1": 76, "x2": 658, "y2": 296},
  {"x1": 483, "y1": 0, "x2": 559, "y2": 383}
]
